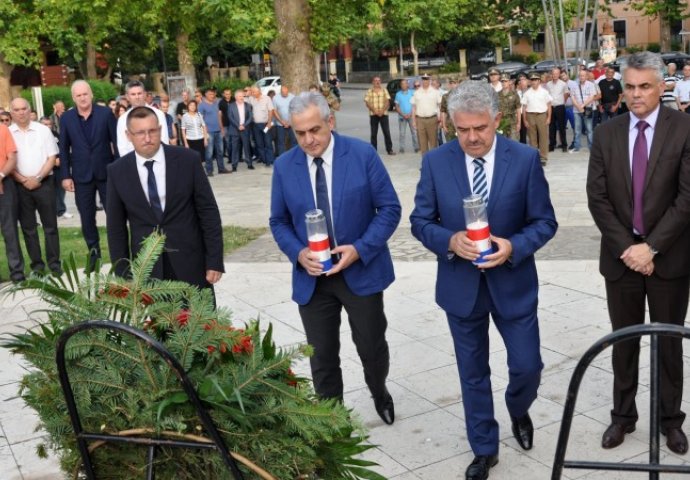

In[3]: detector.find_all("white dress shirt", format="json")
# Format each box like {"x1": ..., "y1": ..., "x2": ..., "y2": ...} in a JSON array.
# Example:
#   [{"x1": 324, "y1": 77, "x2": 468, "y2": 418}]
[
  {"x1": 465, "y1": 136, "x2": 497, "y2": 199},
  {"x1": 307, "y1": 134, "x2": 337, "y2": 245},
  {"x1": 628, "y1": 106, "x2": 659, "y2": 174},
  {"x1": 135, "y1": 146, "x2": 166, "y2": 211},
  {"x1": 9, "y1": 121, "x2": 59, "y2": 176}
]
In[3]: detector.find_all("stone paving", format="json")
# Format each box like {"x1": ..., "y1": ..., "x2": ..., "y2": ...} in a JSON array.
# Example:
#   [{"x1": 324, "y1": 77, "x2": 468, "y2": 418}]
[{"x1": 2, "y1": 102, "x2": 688, "y2": 479}]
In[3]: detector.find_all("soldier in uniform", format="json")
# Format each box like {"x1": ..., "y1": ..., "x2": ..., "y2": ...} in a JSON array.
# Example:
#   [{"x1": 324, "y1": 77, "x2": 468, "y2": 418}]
[
  {"x1": 321, "y1": 83, "x2": 341, "y2": 128},
  {"x1": 498, "y1": 74, "x2": 522, "y2": 140},
  {"x1": 440, "y1": 77, "x2": 458, "y2": 141}
]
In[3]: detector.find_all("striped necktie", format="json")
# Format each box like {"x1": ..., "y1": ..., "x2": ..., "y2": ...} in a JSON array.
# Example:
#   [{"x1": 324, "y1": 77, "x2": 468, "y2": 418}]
[{"x1": 472, "y1": 157, "x2": 488, "y2": 205}]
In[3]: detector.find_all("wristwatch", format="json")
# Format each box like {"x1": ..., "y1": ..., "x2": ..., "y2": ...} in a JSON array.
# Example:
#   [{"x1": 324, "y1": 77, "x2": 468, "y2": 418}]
[
  {"x1": 0, "y1": 172, "x2": 5, "y2": 179},
  {"x1": 649, "y1": 245, "x2": 659, "y2": 256},
  {"x1": 35, "y1": 174, "x2": 43, "y2": 181}
]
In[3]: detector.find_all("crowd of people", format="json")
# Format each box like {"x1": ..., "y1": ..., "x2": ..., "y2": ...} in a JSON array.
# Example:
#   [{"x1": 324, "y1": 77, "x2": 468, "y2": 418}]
[{"x1": 1, "y1": 50, "x2": 689, "y2": 480}]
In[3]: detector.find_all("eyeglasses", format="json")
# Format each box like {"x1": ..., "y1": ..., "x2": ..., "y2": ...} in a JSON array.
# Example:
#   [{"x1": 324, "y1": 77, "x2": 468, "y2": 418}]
[
  {"x1": 0, "y1": 118, "x2": 10, "y2": 123},
  {"x1": 128, "y1": 128, "x2": 161, "y2": 139}
]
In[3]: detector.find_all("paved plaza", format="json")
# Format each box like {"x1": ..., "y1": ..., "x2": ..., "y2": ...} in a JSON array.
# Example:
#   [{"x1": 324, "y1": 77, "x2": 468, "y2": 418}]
[{"x1": 2, "y1": 88, "x2": 690, "y2": 479}]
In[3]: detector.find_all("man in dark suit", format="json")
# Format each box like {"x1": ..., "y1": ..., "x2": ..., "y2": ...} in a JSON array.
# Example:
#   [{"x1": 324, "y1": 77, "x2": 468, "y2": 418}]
[
  {"x1": 587, "y1": 51, "x2": 690, "y2": 455},
  {"x1": 270, "y1": 92, "x2": 401, "y2": 425},
  {"x1": 106, "y1": 106, "x2": 224, "y2": 291},
  {"x1": 227, "y1": 90, "x2": 254, "y2": 172},
  {"x1": 60, "y1": 80, "x2": 118, "y2": 264},
  {"x1": 410, "y1": 80, "x2": 557, "y2": 480}
]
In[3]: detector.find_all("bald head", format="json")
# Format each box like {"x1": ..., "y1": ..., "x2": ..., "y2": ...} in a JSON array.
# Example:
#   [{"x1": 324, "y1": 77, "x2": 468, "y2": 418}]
[{"x1": 10, "y1": 98, "x2": 31, "y2": 128}]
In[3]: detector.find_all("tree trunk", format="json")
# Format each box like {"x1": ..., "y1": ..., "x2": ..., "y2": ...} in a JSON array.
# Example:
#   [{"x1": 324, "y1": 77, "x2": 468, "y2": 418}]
[
  {"x1": 86, "y1": 42, "x2": 98, "y2": 80},
  {"x1": 272, "y1": 0, "x2": 317, "y2": 92},
  {"x1": 0, "y1": 54, "x2": 12, "y2": 109},
  {"x1": 659, "y1": 11, "x2": 672, "y2": 51},
  {"x1": 411, "y1": 31, "x2": 419, "y2": 76},
  {"x1": 176, "y1": 32, "x2": 197, "y2": 93}
]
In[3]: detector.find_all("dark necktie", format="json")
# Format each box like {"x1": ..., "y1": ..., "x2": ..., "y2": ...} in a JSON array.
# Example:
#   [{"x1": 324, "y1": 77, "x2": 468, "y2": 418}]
[
  {"x1": 144, "y1": 160, "x2": 163, "y2": 222},
  {"x1": 314, "y1": 157, "x2": 335, "y2": 250},
  {"x1": 473, "y1": 157, "x2": 488, "y2": 205},
  {"x1": 632, "y1": 121, "x2": 649, "y2": 234}
]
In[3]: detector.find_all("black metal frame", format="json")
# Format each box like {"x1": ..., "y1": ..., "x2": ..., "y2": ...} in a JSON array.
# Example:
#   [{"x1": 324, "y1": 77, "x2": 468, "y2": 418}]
[
  {"x1": 56, "y1": 320, "x2": 245, "y2": 480},
  {"x1": 552, "y1": 323, "x2": 690, "y2": 479}
]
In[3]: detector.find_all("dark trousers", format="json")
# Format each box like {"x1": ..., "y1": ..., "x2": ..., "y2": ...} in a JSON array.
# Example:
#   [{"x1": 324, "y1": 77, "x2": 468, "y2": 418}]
[
  {"x1": 0, "y1": 178, "x2": 24, "y2": 280},
  {"x1": 230, "y1": 130, "x2": 252, "y2": 169},
  {"x1": 53, "y1": 168, "x2": 66, "y2": 216},
  {"x1": 75, "y1": 179, "x2": 107, "y2": 259},
  {"x1": 186, "y1": 138, "x2": 205, "y2": 161},
  {"x1": 275, "y1": 125, "x2": 297, "y2": 156},
  {"x1": 447, "y1": 276, "x2": 542, "y2": 456},
  {"x1": 298, "y1": 273, "x2": 390, "y2": 400},
  {"x1": 605, "y1": 269, "x2": 688, "y2": 429},
  {"x1": 519, "y1": 121, "x2": 528, "y2": 144},
  {"x1": 549, "y1": 104, "x2": 567, "y2": 149},
  {"x1": 16, "y1": 178, "x2": 60, "y2": 273},
  {"x1": 252, "y1": 123, "x2": 275, "y2": 165},
  {"x1": 369, "y1": 115, "x2": 393, "y2": 154}
]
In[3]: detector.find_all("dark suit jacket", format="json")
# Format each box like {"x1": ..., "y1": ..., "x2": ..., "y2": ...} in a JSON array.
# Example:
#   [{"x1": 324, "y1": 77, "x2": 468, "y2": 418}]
[
  {"x1": 587, "y1": 106, "x2": 690, "y2": 281},
  {"x1": 59, "y1": 104, "x2": 118, "y2": 183},
  {"x1": 410, "y1": 135, "x2": 557, "y2": 319},
  {"x1": 106, "y1": 144, "x2": 224, "y2": 288},
  {"x1": 270, "y1": 132, "x2": 401, "y2": 305},
  {"x1": 227, "y1": 102, "x2": 253, "y2": 135}
]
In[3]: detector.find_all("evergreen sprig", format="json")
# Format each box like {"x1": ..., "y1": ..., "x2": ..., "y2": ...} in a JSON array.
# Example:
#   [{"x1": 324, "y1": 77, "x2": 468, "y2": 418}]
[{"x1": 1, "y1": 233, "x2": 386, "y2": 480}]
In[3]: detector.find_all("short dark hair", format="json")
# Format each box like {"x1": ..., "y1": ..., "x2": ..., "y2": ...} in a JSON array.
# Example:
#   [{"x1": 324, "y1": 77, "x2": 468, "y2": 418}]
[
  {"x1": 125, "y1": 80, "x2": 145, "y2": 93},
  {"x1": 126, "y1": 106, "x2": 158, "y2": 130}
]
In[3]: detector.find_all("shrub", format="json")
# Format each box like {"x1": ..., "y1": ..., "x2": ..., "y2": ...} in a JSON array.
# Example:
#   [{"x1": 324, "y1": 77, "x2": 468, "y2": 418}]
[
  {"x1": 199, "y1": 79, "x2": 254, "y2": 93},
  {"x1": 647, "y1": 42, "x2": 661, "y2": 53},
  {"x1": 21, "y1": 80, "x2": 119, "y2": 111},
  {"x1": 2, "y1": 233, "x2": 383, "y2": 480},
  {"x1": 525, "y1": 53, "x2": 541, "y2": 65},
  {"x1": 439, "y1": 61, "x2": 460, "y2": 73}
]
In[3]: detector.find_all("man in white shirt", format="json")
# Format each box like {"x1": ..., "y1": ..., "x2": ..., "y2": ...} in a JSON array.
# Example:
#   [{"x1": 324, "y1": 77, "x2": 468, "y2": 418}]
[
  {"x1": 9, "y1": 97, "x2": 61, "y2": 275},
  {"x1": 544, "y1": 67, "x2": 569, "y2": 153},
  {"x1": 674, "y1": 64, "x2": 690, "y2": 113},
  {"x1": 411, "y1": 74, "x2": 442, "y2": 154},
  {"x1": 569, "y1": 69, "x2": 598, "y2": 152},
  {"x1": 116, "y1": 80, "x2": 169, "y2": 156},
  {"x1": 521, "y1": 73, "x2": 552, "y2": 165}
]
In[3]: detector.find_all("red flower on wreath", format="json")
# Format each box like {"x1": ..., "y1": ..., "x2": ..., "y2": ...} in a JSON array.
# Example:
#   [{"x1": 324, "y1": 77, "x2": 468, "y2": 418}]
[
  {"x1": 106, "y1": 284, "x2": 130, "y2": 299},
  {"x1": 232, "y1": 335, "x2": 254, "y2": 354},
  {"x1": 140, "y1": 293, "x2": 154, "y2": 306},
  {"x1": 176, "y1": 309, "x2": 190, "y2": 327},
  {"x1": 286, "y1": 368, "x2": 298, "y2": 387}
]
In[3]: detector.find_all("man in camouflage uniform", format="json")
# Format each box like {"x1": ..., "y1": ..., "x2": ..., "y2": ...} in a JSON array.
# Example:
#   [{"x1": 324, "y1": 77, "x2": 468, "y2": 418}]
[
  {"x1": 440, "y1": 77, "x2": 458, "y2": 141},
  {"x1": 498, "y1": 74, "x2": 521, "y2": 140}
]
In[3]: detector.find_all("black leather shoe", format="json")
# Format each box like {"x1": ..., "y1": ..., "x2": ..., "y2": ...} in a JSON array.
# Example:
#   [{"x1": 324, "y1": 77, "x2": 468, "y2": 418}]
[
  {"x1": 511, "y1": 413, "x2": 534, "y2": 450},
  {"x1": 373, "y1": 390, "x2": 395, "y2": 425},
  {"x1": 602, "y1": 423, "x2": 635, "y2": 449},
  {"x1": 465, "y1": 455, "x2": 498, "y2": 480},
  {"x1": 662, "y1": 427, "x2": 688, "y2": 455}
]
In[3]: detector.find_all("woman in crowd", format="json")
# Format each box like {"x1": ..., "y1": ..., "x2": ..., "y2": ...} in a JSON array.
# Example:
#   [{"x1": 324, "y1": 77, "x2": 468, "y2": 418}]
[{"x1": 180, "y1": 99, "x2": 207, "y2": 160}]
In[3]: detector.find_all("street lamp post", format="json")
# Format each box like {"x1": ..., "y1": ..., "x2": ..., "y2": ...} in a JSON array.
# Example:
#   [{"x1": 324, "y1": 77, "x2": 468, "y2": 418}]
[{"x1": 158, "y1": 38, "x2": 170, "y2": 95}]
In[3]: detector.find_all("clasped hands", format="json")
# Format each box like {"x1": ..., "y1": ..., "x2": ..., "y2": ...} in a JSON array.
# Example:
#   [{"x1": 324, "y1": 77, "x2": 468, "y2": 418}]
[
  {"x1": 620, "y1": 243, "x2": 654, "y2": 276},
  {"x1": 298, "y1": 244, "x2": 359, "y2": 276},
  {"x1": 449, "y1": 231, "x2": 512, "y2": 269}
]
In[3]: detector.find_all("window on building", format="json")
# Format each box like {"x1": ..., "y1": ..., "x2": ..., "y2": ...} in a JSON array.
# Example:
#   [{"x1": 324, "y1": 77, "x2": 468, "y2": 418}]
[
  {"x1": 613, "y1": 20, "x2": 626, "y2": 48},
  {"x1": 585, "y1": 21, "x2": 598, "y2": 50},
  {"x1": 671, "y1": 19, "x2": 683, "y2": 47},
  {"x1": 533, "y1": 33, "x2": 545, "y2": 53}
]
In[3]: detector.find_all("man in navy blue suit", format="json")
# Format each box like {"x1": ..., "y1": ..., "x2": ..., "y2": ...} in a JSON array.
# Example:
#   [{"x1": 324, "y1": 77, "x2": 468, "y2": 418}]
[
  {"x1": 410, "y1": 81, "x2": 557, "y2": 480},
  {"x1": 59, "y1": 80, "x2": 118, "y2": 265},
  {"x1": 270, "y1": 92, "x2": 401, "y2": 425}
]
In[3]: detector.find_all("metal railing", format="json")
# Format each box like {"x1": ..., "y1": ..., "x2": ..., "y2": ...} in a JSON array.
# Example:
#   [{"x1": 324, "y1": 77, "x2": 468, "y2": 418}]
[
  {"x1": 552, "y1": 323, "x2": 690, "y2": 479},
  {"x1": 56, "y1": 320, "x2": 244, "y2": 480}
]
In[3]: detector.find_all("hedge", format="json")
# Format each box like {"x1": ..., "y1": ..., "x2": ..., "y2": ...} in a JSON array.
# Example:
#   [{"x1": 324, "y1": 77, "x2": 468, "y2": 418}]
[{"x1": 20, "y1": 80, "x2": 120, "y2": 111}]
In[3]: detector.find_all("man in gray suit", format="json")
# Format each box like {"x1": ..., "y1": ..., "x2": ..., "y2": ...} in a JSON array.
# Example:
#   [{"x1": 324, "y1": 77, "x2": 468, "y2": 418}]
[{"x1": 227, "y1": 90, "x2": 254, "y2": 172}]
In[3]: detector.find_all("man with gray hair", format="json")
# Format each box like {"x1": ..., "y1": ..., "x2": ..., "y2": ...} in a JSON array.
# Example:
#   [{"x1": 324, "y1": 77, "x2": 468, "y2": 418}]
[
  {"x1": 410, "y1": 80, "x2": 557, "y2": 479},
  {"x1": 588, "y1": 51, "x2": 690, "y2": 454},
  {"x1": 270, "y1": 92, "x2": 401, "y2": 426}
]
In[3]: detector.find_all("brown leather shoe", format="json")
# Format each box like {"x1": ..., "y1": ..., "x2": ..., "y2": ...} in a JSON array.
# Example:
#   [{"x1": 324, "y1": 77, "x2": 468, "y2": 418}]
[
  {"x1": 602, "y1": 423, "x2": 635, "y2": 449},
  {"x1": 663, "y1": 427, "x2": 688, "y2": 455}
]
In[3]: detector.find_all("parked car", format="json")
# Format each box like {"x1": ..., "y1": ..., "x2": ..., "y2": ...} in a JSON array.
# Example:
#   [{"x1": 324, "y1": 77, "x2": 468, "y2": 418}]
[
  {"x1": 255, "y1": 76, "x2": 281, "y2": 96},
  {"x1": 530, "y1": 58, "x2": 587, "y2": 73},
  {"x1": 661, "y1": 51, "x2": 690, "y2": 67},
  {"x1": 386, "y1": 76, "x2": 423, "y2": 110},
  {"x1": 470, "y1": 61, "x2": 530, "y2": 81}
]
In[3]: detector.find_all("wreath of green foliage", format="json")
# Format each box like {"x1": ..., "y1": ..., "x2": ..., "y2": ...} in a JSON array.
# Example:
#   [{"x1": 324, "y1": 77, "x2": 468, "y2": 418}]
[{"x1": 2, "y1": 233, "x2": 385, "y2": 480}]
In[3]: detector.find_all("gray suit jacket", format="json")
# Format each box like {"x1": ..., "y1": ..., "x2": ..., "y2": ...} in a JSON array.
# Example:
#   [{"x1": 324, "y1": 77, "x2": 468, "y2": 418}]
[{"x1": 227, "y1": 102, "x2": 253, "y2": 135}]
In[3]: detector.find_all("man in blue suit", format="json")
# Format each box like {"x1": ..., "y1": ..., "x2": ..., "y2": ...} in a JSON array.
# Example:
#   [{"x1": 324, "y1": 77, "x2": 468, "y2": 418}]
[
  {"x1": 270, "y1": 92, "x2": 401, "y2": 425},
  {"x1": 59, "y1": 80, "x2": 118, "y2": 265},
  {"x1": 410, "y1": 81, "x2": 557, "y2": 480}
]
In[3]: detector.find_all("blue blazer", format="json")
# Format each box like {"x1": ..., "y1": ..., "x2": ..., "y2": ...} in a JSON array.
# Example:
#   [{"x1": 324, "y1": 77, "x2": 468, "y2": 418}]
[
  {"x1": 227, "y1": 102, "x2": 253, "y2": 135},
  {"x1": 270, "y1": 132, "x2": 401, "y2": 305},
  {"x1": 59, "y1": 104, "x2": 118, "y2": 183},
  {"x1": 410, "y1": 135, "x2": 557, "y2": 319}
]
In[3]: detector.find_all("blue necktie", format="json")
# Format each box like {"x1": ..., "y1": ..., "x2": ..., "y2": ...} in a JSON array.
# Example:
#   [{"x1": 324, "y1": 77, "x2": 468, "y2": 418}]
[
  {"x1": 473, "y1": 157, "x2": 488, "y2": 205},
  {"x1": 314, "y1": 157, "x2": 335, "y2": 250},
  {"x1": 144, "y1": 160, "x2": 163, "y2": 222}
]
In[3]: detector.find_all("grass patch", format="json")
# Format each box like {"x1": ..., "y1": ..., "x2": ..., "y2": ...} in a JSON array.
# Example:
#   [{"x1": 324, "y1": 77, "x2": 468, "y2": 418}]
[{"x1": 0, "y1": 225, "x2": 266, "y2": 281}]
